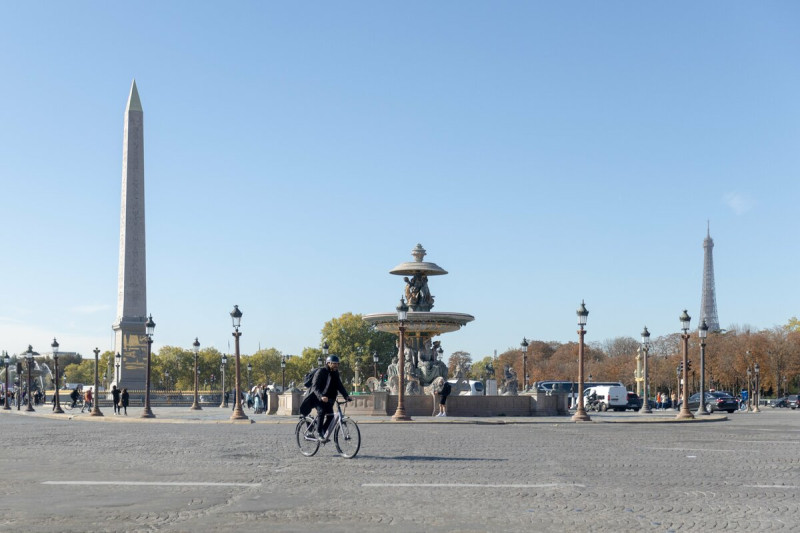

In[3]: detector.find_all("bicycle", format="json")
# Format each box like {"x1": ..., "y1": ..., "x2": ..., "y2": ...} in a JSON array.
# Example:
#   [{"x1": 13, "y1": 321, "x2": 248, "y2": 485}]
[{"x1": 296, "y1": 399, "x2": 361, "y2": 458}]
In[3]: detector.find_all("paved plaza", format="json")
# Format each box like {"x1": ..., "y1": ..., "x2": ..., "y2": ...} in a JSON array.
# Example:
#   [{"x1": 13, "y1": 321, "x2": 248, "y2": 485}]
[{"x1": 1, "y1": 407, "x2": 799, "y2": 532}]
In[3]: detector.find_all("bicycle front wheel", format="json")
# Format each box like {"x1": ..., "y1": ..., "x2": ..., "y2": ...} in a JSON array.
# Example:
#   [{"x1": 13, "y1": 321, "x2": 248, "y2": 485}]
[
  {"x1": 334, "y1": 418, "x2": 361, "y2": 458},
  {"x1": 296, "y1": 417, "x2": 320, "y2": 457}
]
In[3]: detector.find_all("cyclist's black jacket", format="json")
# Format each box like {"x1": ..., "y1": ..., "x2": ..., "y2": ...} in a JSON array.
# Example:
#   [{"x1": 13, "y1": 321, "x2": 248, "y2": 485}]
[{"x1": 309, "y1": 367, "x2": 349, "y2": 402}]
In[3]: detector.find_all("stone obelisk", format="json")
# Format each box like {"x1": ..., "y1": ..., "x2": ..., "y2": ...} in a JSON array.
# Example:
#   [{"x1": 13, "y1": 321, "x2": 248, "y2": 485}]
[{"x1": 112, "y1": 80, "x2": 149, "y2": 390}]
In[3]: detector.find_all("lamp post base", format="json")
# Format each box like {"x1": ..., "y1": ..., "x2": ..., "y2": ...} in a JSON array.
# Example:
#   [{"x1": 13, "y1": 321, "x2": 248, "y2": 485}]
[
  {"x1": 230, "y1": 405, "x2": 249, "y2": 420},
  {"x1": 140, "y1": 407, "x2": 155, "y2": 418},
  {"x1": 640, "y1": 404, "x2": 652, "y2": 415},
  {"x1": 391, "y1": 409, "x2": 412, "y2": 422},
  {"x1": 695, "y1": 406, "x2": 710, "y2": 416},
  {"x1": 190, "y1": 403, "x2": 202, "y2": 410},
  {"x1": 676, "y1": 408, "x2": 694, "y2": 420},
  {"x1": 571, "y1": 408, "x2": 591, "y2": 422},
  {"x1": 90, "y1": 406, "x2": 104, "y2": 417},
  {"x1": 25, "y1": 404, "x2": 35, "y2": 412}
]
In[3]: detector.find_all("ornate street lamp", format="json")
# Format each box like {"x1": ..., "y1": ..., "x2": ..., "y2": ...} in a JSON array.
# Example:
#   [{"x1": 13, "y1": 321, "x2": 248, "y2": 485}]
[
  {"x1": 190, "y1": 337, "x2": 202, "y2": 410},
  {"x1": 373, "y1": 350, "x2": 379, "y2": 380},
  {"x1": 51, "y1": 338, "x2": 63, "y2": 414},
  {"x1": 230, "y1": 305, "x2": 248, "y2": 420},
  {"x1": 247, "y1": 361, "x2": 253, "y2": 390},
  {"x1": 753, "y1": 362, "x2": 761, "y2": 413},
  {"x1": 115, "y1": 352, "x2": 121, "y2": 384},
  {"x1": 677, "y1": 310, "x2": 694, "y2": 419},
  {"x1": 696, "y1": 320, "x2": 709, "y2": 416},
  {"x1": 3, "y1": 352, "x2": 10, "y2": 411},
  {"x1": 141, "y1": 314, "x2": 156, "y2": 418},
  {"x1": 219, "y1": 353, "x2": 228, "y2": 408},
  {"x1": 571, "y1": 301, "x2": 590, "y2": 422},
  {"x1": 281, "y1": 354, "x2": 287, "y2": 391},
  {"x1": 520, "y1": 338, "x2": 529, "y2": 393},
  {"x1": 392, "y1": 297, "x2": 411, "y2": 421},
  {"x1": 25, "y1": 345, "x2": 35, "y2": 412},
  {"x1": 746, "y1": 365, "x2": 752, "y2": 412},
  {"x1": 640, "y1": 327, "x2": 652, "y2": 415},
  {"x1": 91, "y1": 347, "x2": 103, "y2": 416}
]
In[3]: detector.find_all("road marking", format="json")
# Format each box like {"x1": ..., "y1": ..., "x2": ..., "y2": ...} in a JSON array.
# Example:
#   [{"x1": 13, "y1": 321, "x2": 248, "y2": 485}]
[
  {"x1": 43, "y1": 481, "x2": 260, "y2": 488},
  {"x1": 362, "y1": 483, "x2": 583, "y2": 489},
  {"x1": 647, "y1": 447, "x2": 741, "y2": 453},
  {"x1": 744, "y1": 485, "x2": 800, "y2": 490}
]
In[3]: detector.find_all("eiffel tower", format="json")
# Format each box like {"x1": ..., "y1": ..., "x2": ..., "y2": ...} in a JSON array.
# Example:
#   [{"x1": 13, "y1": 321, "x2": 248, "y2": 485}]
[{"x1": 700, "y1": 222, "x2": 720, "y2": 331}]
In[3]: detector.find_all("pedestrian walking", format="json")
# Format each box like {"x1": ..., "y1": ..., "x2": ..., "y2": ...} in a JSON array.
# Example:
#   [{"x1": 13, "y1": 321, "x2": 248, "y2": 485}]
[
  {"x1": 80, "y1": 388, "x2": 93, "y2": 413},
  {"x1": 111, "y1": 385, "x2": 121, "y2": 414},
  {"x1": 120, "y1": 388, "x2": 129, "y2": 415}
]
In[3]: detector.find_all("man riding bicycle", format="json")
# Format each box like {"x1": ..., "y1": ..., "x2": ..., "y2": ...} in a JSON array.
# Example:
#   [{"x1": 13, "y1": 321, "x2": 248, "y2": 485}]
[{"x1": 300, "y1": 355, "x2": 351, "y2": 443}]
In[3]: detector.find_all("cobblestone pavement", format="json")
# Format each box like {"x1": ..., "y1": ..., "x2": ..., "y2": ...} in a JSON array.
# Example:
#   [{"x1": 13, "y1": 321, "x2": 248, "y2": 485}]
[{"x1": 1, "y1": 407, "x2": 799, "y2": 532}]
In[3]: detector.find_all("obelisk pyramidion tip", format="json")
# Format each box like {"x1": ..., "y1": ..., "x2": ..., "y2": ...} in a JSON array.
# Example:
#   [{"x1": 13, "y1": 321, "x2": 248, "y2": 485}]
[{"x1": 126, "y1": 79, "x2": 142, "y2": 112}]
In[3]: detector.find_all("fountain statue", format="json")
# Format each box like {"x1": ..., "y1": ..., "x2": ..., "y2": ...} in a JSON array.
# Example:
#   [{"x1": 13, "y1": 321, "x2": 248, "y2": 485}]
[{"x1": 364, "y1": 244, "x2": 474, "y2": 394}]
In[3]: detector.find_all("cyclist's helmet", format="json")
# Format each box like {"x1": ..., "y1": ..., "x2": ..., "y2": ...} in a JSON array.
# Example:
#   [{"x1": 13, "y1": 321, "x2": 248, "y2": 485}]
[{"x1": 326, "y1": 355, "x2": 340, "y2": 364}]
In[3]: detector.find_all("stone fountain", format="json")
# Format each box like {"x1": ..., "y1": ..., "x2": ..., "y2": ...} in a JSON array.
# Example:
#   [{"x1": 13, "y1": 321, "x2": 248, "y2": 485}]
[{"x1": 363, "y1": 244, "x2": 474, "y2": 394}]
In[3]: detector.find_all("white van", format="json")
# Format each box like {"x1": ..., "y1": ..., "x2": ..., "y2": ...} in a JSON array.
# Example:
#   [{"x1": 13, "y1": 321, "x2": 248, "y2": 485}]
[
  {"x1": 448, "y1": 379, "x2": 484, "y2": 396},
  {"x1": 583, "y1": 385, "x2": 627, "y2": 411}
]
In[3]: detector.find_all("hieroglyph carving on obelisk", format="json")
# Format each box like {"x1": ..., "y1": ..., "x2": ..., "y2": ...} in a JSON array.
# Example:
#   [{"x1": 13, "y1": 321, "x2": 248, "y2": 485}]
[{"x1": 112, "y1": 80, "x2": 149, "y2": 389}]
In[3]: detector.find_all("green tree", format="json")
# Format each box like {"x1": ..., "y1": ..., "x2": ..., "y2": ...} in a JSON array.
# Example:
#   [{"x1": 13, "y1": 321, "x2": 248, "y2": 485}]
[{"x1": 321, "y1": 312, "x2": 397, "y2": 384}]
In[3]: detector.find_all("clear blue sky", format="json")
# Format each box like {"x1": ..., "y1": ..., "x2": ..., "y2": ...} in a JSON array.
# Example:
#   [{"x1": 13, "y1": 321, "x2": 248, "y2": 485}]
[{"x1": 1, "y1": 3, "x2": 798, "y2": 359}]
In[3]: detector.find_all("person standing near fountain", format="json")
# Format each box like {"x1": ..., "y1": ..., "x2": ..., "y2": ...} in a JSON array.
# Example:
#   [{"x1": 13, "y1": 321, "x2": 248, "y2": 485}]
[{"x1": 436, "y1": 380, "x2": 451, "y2": 417}]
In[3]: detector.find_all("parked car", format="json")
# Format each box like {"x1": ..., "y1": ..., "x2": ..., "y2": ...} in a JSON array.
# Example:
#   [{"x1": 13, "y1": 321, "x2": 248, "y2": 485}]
[
  {"x1": 686, "y1": 391, "x2": 738, "y2": 413},
  {"x1": 788, "y1": 394, "x2": 799, "y2": 410},
  {"x1": 769, "y1": 397, "x2": 790, "y2": 408},
  {"x1": 626, "y1": 391, "x2": 643, "y2": 411}
]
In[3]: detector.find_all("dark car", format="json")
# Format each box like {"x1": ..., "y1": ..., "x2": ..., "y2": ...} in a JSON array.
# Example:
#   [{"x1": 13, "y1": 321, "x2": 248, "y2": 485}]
[
  {"x1": 626, "y1": 391, "x2": 643, "y2": 411},
  {"x1": 687, "y1": 391, "x2": 738, "y2": 413},
  {"x1": 788, "y1": 394, "x2": 799, "y2": 410},
  {"x1": 769, "y1": 397, "x2": 790, "y2": 408}
]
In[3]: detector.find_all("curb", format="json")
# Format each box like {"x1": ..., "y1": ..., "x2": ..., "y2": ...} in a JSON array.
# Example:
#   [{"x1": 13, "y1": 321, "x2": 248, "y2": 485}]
[{"x1": 1, "y1": 408, "x2": 728, "y2": 425}]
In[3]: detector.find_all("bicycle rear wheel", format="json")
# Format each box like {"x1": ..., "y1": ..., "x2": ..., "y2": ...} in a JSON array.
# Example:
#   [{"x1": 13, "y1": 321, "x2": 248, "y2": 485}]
[
  {"x1": 296, "y1": 417, "x2": 320, "y2": 457},
  {"x1": 334, "y1": 418, "x2": 361, "y2": 458}
]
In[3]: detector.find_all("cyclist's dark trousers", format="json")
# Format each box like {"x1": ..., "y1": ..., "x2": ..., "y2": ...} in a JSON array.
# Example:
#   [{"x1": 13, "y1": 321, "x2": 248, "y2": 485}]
[{"x1": 316, "y1": 401, "x2": 334, "y2": 436}]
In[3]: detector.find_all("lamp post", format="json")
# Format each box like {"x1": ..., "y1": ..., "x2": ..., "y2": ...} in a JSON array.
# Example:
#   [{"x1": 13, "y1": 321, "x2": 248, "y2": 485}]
[
  {"x1": 90, "y1": 347, "x2": 103, "y2": 416},
  {"x1": 230, "y1": 305, "x2": 248, "y2": 420},
  {"x1": 783, "y1": 375, "x2": 788, "y2": 397},
  {"x1": 190, "y1": 337, "x2": 202, "y2": 410},
  {"x1": 640, "y1": 327, "x2": 652, "y2": 415},
  {"x1": 521, "y1": 338, "x2": 529, "y2": 393},
  {"x1": 141, "y1": 314, "x2": 156, "y2": 418},
  {"x1": 373, "y1": 350, "x2": 379, "y2": 380},
  {"x1": 25, "y1": 345, "x2": 35, "y2": 412},
  {"x1": 219, "y1": 354, "x2": 228, "y2": 408},
  {"x1": 115, "y1": 352, "x2": 121, "y2": 384},
  {"x1": 3, "y1": 352, "x2": 10, "y2": 410},
  {"x1": 677, "y1": 310, "x2": 694, "y2": 419},
  {"x1": 320, "y1": 342, "x2": 327, "y2": 368},
  {"x1": 247, "y1": 361, "x2": 252, "y2": 391},
  {"x1": 392, "y1": 297, "x2": 411, "y2": 421},
  {"x1": 281, "y1": 355, "x2": 287, "y2": 391},
  {"x1": 753, "y1": 362, "x2": 761, "y2": 413},
  {"x1": 696, "y1": 320, "x2": 709, "y2": 416},
  {"x1": 16, "y1": 369, "x2": 21, "y2": 410},
  {"x1": 746, "y1": 366, "x2": 752, "y2": 412},
  {"x1": 571, "y1": 301, "x2": 590, "y2": 422},
  {"x1": 51, "y1": 338, "x2": 64, "y2": 414}
]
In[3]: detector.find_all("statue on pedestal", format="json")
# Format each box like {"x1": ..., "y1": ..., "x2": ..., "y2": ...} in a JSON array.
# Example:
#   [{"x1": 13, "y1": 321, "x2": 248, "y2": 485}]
[{"x1": 501, "y1": 364, "x2": 519, "y2": 396}]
